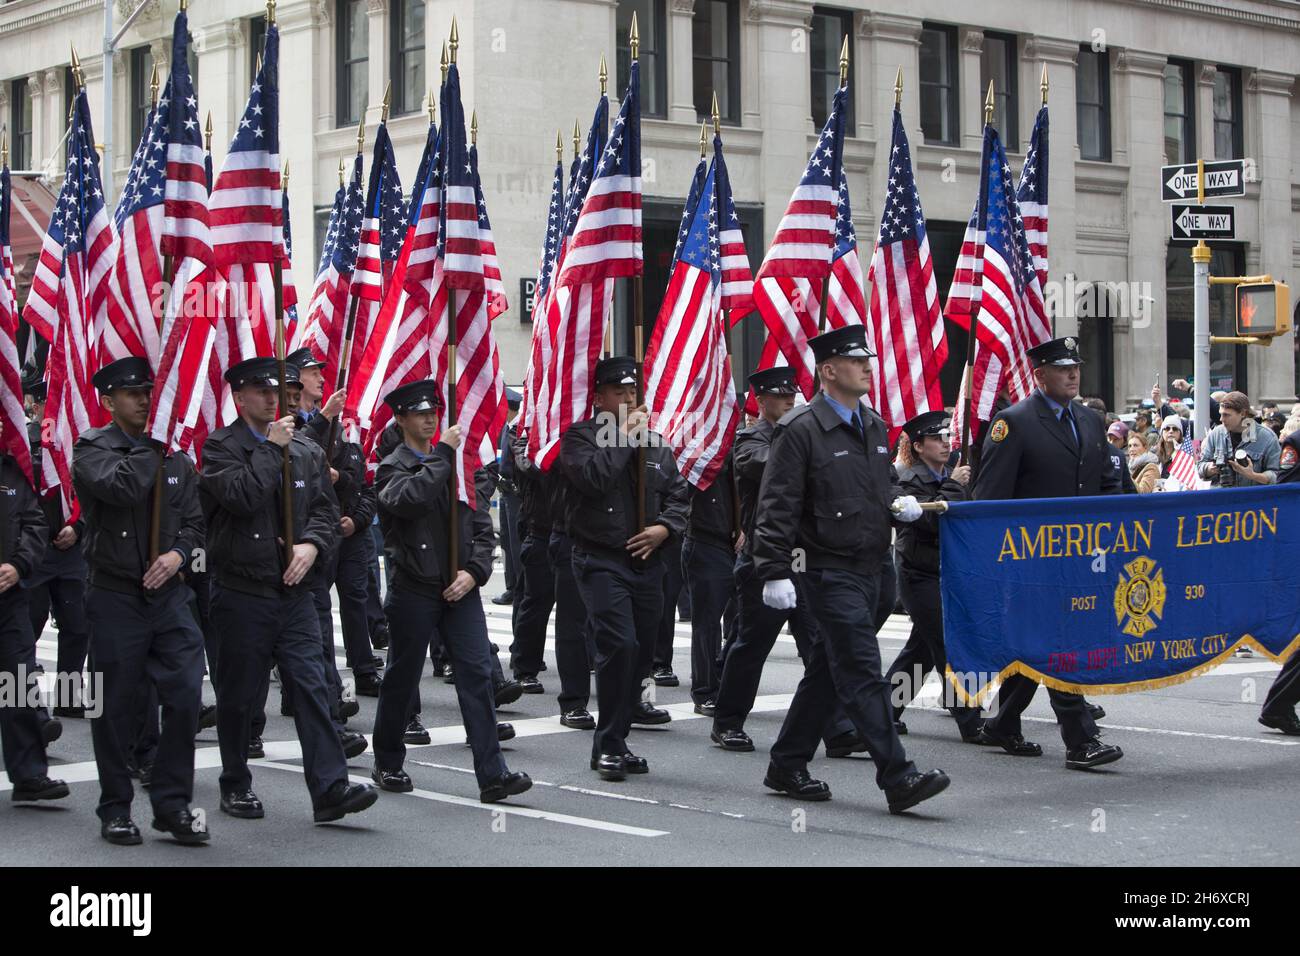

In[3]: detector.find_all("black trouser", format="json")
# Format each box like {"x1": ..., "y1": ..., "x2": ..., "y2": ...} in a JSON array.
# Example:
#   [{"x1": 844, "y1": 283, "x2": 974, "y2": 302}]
[
  {"x1": 510, "y1": 532, "x2": 554, "y2": 678},
  {"x1": 26, "y1": 552, "x2": 90, "y2": 697},
  {"x1": 572, "y1": 548, "x2": 663, "y2": 759},
  {"x1": 211, "y1": 585, "x2": 347, "y2": 805},
  {"x1": 334, "y1": 532, "x2": 379, "y2": 677},
  {"x1": 375, "y1": 583, "x2": 506, "y2": 787},
  {"x1": 984, "y1": 676, "x2": 1097, "y2": 750},
  {"x1": 887, "y1": 567, "x2": 983, "y2": 737},
  {"x1": 0, "y1": 590, "x2": 48, "y2": 784},
  {"x1": 302, "y1": 574, "x2": 345, "y2": 730},
  {"x1": 683, "y1": 536, "x2": 735, "y2": 705},
  {"x1": 770, "y1": 568, "x2": 915, "y2": 791},
  {"x1": 653, "y1": 537, "x2": 684, "y2": 671},
  {"x1": 499, "y1": 491, "x2": 521, "y2": 593},
  {"x1": 1262, "y1": 646, "x2": 1300, "y2": 718},
  {"x1": 85, "y1": 586, "x2": 204, "y2": 822},
  {"x1": 188, "y1": 568, "x2": 220, "y2": 691},
  {"x1": 549, "y1": 532, "x2": 592, "y2": 713}
]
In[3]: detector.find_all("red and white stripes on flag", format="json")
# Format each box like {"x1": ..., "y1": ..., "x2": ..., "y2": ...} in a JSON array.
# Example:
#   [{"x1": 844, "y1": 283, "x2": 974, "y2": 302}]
[
  {"x1": 0, "y1": 165, "x2": 32, "y2": 487},
  {"x1": 1168, "y1": 437, "x2": 1206, "y2": 490},
  {"x1": 304, "y1": 153, "x2": 364, "y2": 395}
]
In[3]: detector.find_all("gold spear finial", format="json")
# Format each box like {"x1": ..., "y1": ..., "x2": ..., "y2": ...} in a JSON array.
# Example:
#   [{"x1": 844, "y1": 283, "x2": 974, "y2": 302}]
[
  {"x1": 556, "y1": 129, "x2": 563, "y2": 163},
  {"x1": 356, "y1": 116, "x2": 365, "y2": 154},
  {"x1": 839, "y1": 34, "x2": 849, "y2": 85},
  {"x1": 711, "y1": 91, "x2": 721, "y2": 136},
  {"x1": 630, "y1": 10, "x2": 640, "y2": 60},
  {"x1": 894, "y1": 66, "x2": 903, "y2": 107},
  {"x1": 70, "y1": 46, "x2": 84, "y2": 89},
  {"x1": 573, "y1": 119, "x2": 581, "y2": 159},
  {"x1": 381, "y1": 82, "x2": 391, "y2": 123},
  {"x1": 470, "y1": 110, "x2": 478, "y2": 147},
  {"x1": 180, "y1": 0, "x2": 187, "y2": 11},
  {"x1": 282, "y1": 159, "x2": 289, "y2": 189},
  {"x1": 266, "y1": 0, "x2": 276, "y2": 27},
  {"x1": 427, "y1": 88, "x2": 436, "y2": 123},
  {"x1": 150, "y1": 62, "x2": 160, "y2": 107},
  {"x1": 984, "y1": 80, "x2": 996, "y2": 125},
  {"x1": 599, "y1": 54, "x2": 608, "y2": 96},
  {"x1": 699, "y1": 122, "x2": 707, "y2": 157},
  {"x1": 338, "y1": 157, "x2": 345, "y2": 187},
  {"x1": 1040, "y1": 64, "x2": 1049, "y2": 106},
  {"x1": 440, "y1": 41, "x2": 449, "y2": 82},
  {"x1": 449, "y1": 17, "x2": 459, "y2": 65},
  {"x1": 205, "y1": 111, "x2": 213, "y2": 150}
]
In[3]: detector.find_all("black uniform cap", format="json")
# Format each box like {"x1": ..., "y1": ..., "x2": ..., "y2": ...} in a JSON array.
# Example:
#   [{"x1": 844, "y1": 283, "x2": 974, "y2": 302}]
[
  {"x1": 224, "y1": 356, "x2": 282, "y2": 389},
  {"x1": 594, "y1": 355, "x2": 637, "y2": 388},
  {"x1": 1026, "y1": 336, "x2": 1083, "y2": 368},
  {"x1": 285, "y1": 346, "x2": 325, "y2": 370},
  {"x1": 92, "y1": 356, "x2": 153, "y2": 393},
  {"x1": 283, "y1": 361, "x2": 302, "y2": 386},
  {"x1": 809, "y1": 324, "x2": 874, "y2": 363},
  {"x1": 901, "y1": 409, "x2": 950, "y2": 442},
  {"x1": 748, "y1": 366, "x2": 799, "y2": 395},
  {"x1": 384, "y1": 379, "x2": 443, "y2": 414}
]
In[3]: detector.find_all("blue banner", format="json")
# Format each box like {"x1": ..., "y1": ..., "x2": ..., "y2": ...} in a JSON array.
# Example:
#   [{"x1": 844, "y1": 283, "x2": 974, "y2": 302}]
[{"x1": 939, "y1": 485, "x2": 1300, "y2": 701}]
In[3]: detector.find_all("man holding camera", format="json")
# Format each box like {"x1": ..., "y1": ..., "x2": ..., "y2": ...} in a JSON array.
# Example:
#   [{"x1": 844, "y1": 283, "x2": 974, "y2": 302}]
[{"x1": 1197, "y1": 391, "x2": 1279, "y2": 487}]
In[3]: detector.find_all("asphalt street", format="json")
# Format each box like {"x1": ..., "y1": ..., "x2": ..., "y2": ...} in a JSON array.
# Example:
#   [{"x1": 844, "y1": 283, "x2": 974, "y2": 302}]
[{"x1": 2, "y1": 560, "x2": 1296, "y2": 867}]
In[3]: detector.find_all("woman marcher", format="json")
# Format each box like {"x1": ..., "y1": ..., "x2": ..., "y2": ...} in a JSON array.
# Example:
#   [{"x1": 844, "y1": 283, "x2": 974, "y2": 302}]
[{"x1": 1126, "y1": 431, "x2": 1160, "y2": 494}]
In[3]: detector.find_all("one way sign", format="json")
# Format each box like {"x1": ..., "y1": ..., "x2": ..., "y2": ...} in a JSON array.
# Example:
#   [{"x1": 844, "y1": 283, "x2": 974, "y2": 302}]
[
  {"x1": 1170, "y1": 204, "x2": 1236, "y2": 241},
  {"x1": 1161, "y1": 160, "x2": 1247, "y2": 201}
]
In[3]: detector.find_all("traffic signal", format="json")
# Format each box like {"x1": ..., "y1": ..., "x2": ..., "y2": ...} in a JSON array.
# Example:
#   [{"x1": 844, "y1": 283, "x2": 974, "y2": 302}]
[{"x1": 1235, "y1": 281, "x2": 1291, "y2": 338}]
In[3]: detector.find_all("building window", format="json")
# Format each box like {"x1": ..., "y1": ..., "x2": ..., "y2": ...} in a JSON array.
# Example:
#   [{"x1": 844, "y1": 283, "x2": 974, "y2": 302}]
[
  {"x1": 62, "y1": 66, "x2": 75, "y2": 155},
  {"x1": 980, "y1": 31, "x2": 1018, "y2": 150},
  {"x1": 617, "y1": 0, "x2": 666, "y2": 119},
  {"x1": 249, "y1": 16, "x2": 267, "y2": 84},
  {"x1": 337, "y1": 0, "x2": 368, "y2": 126},
  {"x1": 810, "y1": 7, "x2": 854, "y2": 134},
  {"x1": 1076, "y1": 46, "x2": 1110, "y2": 162},
  {"x1": 129, "y1": 46, "x2": 154, "y2": 149},
  {"x1": 1163, "y1": 59, "x2": 1195, "y2": 165},
  {"x1": 1213, "y1": 66, "x2": 1242, "y2": 160},
  {"x1": 390, "y1": 0, "x2": 424, "y2": 116},
  {"x1": 693, "y1": 0, "x2": 740, "y2": 125},
  {"x1": 919, "y1": 23, "x2": 958, "y2": 146},
  {"x1": 11, "y1": 78, "x2": 32, "y2": 169},
  {"x1": 1167, "y1": 242, "x2": 1246, "y2": 394}
]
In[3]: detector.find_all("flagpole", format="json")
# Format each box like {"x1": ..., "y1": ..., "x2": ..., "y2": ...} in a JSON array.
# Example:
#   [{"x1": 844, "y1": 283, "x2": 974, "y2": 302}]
[
  {"x1": 148, "y1": 60, "x2": 172, "y2": 564},
  {"x1": 325, "y1": 116, "x2": 369, "y2": 459},
  {"x1": 627, "y1": 16, "x2": 648, "y2": 534},
  {"x1": 446, "y1": 20, "x2": 461, "y2": 579},
  {"x1": 709, "y1": 104, "x2": 742, "y2": 545},
  {"x1": 960, "y1": 81, "x2": 996, "y2": 468},
  {"x1": 818, "y1": 36, "x2": 849, "y2": 337},
  {"x1": 599, "y1": 54, "x2": 615, "y2": 360}
]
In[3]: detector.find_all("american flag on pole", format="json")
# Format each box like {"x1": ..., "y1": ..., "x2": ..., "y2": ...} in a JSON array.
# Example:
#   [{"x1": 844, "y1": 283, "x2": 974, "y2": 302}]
[
  {"x1": 0, "y1": 159, "x2": 32, "y2": 487},
  {"x1": 750, "y1": 81, "x2": 847, "y2": 398},
  {"x1": 28, "y1": 88, "x2": 112, "y2": 521},
  {"x1": 644, "y1": 133, "x2": 743, "y2": 490},
  {"x1": 517, "y1": 148, "x2": 565, "y2": 441},
  {"x1": 523, "y1": 95, "x2": 607, "y2": 464},
  {"x1": 303, "y1": 152, "x2": 364, "y2": 393},
  {"x1": 147, "y1": 12, "x2": 216, "y2": 453},
  {"x1": 864, "y1": 105, "x2": 947, "y2": 440},
  {"x1": 531, "y1": 61, "x2": 640, "y2": 468},
  {"x1": 282, "y1": 180, "x2": 300, "y2": 349},
  {"x1": 1168, "y1": 436, "x2": 1206, "y2": 490}
]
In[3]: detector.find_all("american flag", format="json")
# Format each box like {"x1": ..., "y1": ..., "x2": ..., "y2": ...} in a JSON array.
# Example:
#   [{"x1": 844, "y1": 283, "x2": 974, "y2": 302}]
[
  {"x1": 644, "y1": 134, "x2": 742, "y2": 490},
  {"x1": 199, "y1": 23, "x2": 286, "y2": 454},
  {"x1": 282, "y1": 182, "x2": 300, "y2": 349},
  {"x1": 865, "y1": 105, "x2": 947, "y2": 441},
  {"x1": 147, "y1": 13, "x2": 216, "y2": 453},
  {"x1": 29, "y1": 89, "x2": 112, "y2": 521},
  {"x1": 0, "y1": 160, "x2": 32, "y2": 487},
  {"x1": 517, "y1": 149, "x2": 564, "y2": 441},
  {"x1": 303, "y1": 152, "x2": 364, "y2": 393},
  {"x1": 750, "y1": 81, "x2": 847, "y2": 398},
  {"x1": 670, "y1": 153, "x2": 707, "y2": 271},
  {"x1": 531, "y1": 60, "x2": 640, "y2": 468},
  {"x1": 523, "y1": 95, "x2": 607, "y2": 465},
  {"x1": 1168, "y1": 436, "x2": 1205, "y2": 490}
]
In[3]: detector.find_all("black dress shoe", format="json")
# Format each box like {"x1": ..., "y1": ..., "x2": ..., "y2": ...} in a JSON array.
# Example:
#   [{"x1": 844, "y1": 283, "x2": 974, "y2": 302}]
[
  {"x1": 763, "y1": 764, "x2": 831, "y2": 801},
  {"x1": 340, "y1": 730, "x2": 369, "y2": 759},
  {"x1": 1065, "y1": 738, "x2": 1124, "y2": 770},
  {"x1": 480, "y1": 770, "x2": 533, "y2": 803},
  {"x1": 491, "y1": 591, "x2": 515, "y2": 606},
  {"x1": 403, "y1": 717, "x2": 431, "y2": 745},
  {"x1": 41, "y1": 717, "x2": 62, "y2": 745},
  {"x1": 441, "y1": 663, "x2": 455, "y2": 682},
  {"x1": 711, "y1": 727, "x2": 755, "y2": 752},
  {"x1": 1260, "y1": 712, "x2": 1300, "y2": 736},
  {"x1": 591, "y1": 754, "x2": 626, "y2": 781},
  {"x1": 246, "y1": 736, "x2": 265, "y2": 759},
  {"x1": 886, "y1": 769, "x2": 951, "y2": 815},
  {"x1": 693, "y1": 699, "x2": 717, "y2": 717},
  {"x1": 370, "y1": 623, "x2": 389, "y2": 650},
  {"x1": 960, "y1": 720, "x2": 988, "y2": 744},
  {"x1": 975, "y1": 727, "x2": 1043, "y2": 756},
  {"x1": 339, "y1": 698, "x2": 360, "y2": 720},
  {"x1": 197, "y1": 703, "x2": 218, "y2": 730},
  {"x1": 52, "y1": 704, "x2": 85, "y2": 718},
  {"x1": 355, "y1": 672, "x2": 383, "y2": 697},
  {"x1": 895, "y1": 720, "x2": 909, "y2": 735},
  {"x1": 11, "y1": 775, "x2": 70, "y2": 803},
  {"x1": 631, "y1": 701, "x2": 671, "y2": 725},
  {"x1": 824, "y1": 730, "x2": 869, "y2": 758},
  {"x1": 101, "y1": 817, "x2": 142, "y2": 846},
  {"x1": 371, "y1": 766, "x2": 414, "y2": 792},
  {"x1": 518, "y1": 674, "x2": 544, "y2": 694},
  {"x1": 494, "y1": 680, "x2": 523, "y2": 707},
  {"x1": 619, "y1": 752, "x2": 648, "y2": 774},
  {"x1": 1086, "y1": 702, "x2": 1107, "y2": 721},
  {"x1": 314, "y1": 781, "x2": 379, "y2": 822},
  {"x1": 652, "y1": 667, "x2": 679, "y2": 687},
  {"x1": 497, "y1": 722, "x2": 516, "y2": 742},
  {"x1": 220, "y1": 789, "x2": 265, "y2": 819},
  {"x1": 280, "y1": 697, "x2": 294, "y2": 717},
  {"x1": 152, "y1": 808, "x2": 210, "y2": 845},
  {"x1": 560, "y1": 708, "x2": 595, "y2": 730}
]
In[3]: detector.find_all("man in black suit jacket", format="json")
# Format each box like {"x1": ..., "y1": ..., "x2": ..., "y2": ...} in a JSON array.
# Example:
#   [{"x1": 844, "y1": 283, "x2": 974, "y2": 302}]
[{"x1": 972, "y1": 337, "x2": 1124, "y2": 771}]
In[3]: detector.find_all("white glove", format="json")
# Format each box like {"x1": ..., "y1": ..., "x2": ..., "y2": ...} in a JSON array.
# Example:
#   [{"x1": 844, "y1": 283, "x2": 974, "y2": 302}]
[
  {"x1": 762, "y1": 579, "x2": 798, "y2": 610},
  {"x1": 892, "y1": 495, "x2": 923, "y2": 523}
]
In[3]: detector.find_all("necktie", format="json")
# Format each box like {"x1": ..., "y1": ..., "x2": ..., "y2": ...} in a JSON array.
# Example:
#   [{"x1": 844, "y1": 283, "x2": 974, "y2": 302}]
[
  {"x1": 1059, "y1": 408, "x2": 1079, "y2": 449},
  {"x1": 851, "y1": 412, "x2": 865, "y2": 441}
]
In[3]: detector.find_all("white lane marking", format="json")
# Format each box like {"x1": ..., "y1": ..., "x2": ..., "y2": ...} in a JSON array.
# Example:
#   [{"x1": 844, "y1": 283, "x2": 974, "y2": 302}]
[{"x1": 259, "y1": 760, "x2": 668, "y2": 837}]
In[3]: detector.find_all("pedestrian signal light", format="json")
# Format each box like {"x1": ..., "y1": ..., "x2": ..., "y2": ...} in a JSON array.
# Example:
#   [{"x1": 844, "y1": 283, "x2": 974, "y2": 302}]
[{"x1": 1236, "y1": 281, "x2": 1290, "y2": 337}]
